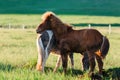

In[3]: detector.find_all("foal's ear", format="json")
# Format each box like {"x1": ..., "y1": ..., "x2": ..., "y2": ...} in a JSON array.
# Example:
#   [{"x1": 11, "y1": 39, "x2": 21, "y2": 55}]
[
  {"x1": 48, "y1": 14, "x2": 54, "y2": 21},
  {"x1": 49, "y1": 13, "x2": 53, "y2": 18}
]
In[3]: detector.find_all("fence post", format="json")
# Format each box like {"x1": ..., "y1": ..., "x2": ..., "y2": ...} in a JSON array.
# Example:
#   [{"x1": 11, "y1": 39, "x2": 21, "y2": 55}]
[
  {"x1": 88, "y1": 24, "x2": 91, "y2": 29},
  {"x1": 109, "y1": 24, "x2": 111, "y2": 35},
  {"x1": 9, "y1": 23, "x2": 11, "y2": 29},
  {"x1": 22, "y1": 24, "x2": 25, "y2": 29}
]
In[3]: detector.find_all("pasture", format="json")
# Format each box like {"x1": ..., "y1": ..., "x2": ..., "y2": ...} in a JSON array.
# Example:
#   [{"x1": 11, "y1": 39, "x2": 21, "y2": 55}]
[
  {"x1": 0, "y1": 14, "x2": 120, "y2": 28},
  {"x1": 0, "y1": 26, "x2": 120, "y2": 79},
  {"x1": 0, "y1": 0, "x2": 120, "y2": 79}
]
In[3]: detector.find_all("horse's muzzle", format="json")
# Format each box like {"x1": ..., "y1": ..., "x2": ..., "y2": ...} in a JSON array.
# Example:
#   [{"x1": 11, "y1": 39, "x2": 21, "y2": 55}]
[{"x1": 36, "y1": 30, "x2": 41, "y2": 34}]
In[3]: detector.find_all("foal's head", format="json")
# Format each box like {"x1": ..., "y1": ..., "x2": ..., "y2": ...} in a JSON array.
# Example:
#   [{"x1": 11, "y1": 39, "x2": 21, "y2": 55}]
[
  {"x1": 36, "y1": 11, "x2": 73, "y2": 35},
  {"x1": 36, "y1": 12, "x2": 57, "y2": 33}
]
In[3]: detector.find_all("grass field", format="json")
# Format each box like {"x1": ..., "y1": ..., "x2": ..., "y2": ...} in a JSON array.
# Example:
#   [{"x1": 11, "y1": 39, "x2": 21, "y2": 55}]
[
  {"x1": 0, "y1": 14, "x2": 120, "y2": 28},
  {"x1": 0, "y1": 27, "x2": 120, "y2": 80},
  {"x1": 0, "y1": 0, "x2": 120, "y2": 79}
]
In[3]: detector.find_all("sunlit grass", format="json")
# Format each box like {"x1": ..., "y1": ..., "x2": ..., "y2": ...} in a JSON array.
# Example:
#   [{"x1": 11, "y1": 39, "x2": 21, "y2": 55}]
[
  {"x1": 0, "y1": 27, "x2": 120, "y2": 79},
  {"x1": 0, "y1": 14, "x2": 120, "y2": 27},
  {"x1": 0, "y1": 29, "x2": 37, "y2": 66}
]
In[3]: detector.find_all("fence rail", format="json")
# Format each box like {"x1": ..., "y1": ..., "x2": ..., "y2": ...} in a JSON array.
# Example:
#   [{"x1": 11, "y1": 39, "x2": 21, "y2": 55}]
[
  {"x1": 0, "y1": 23, "x2": 120, "y2": 35},
  {"x1": 0, "y1": 24, "x2": 36, "y2": 29}
]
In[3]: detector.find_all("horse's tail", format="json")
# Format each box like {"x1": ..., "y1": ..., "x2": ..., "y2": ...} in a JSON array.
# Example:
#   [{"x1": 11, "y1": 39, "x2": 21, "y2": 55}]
[
  {"x1": 95, "y1": 36, "x2": 110, "y2": 59},
  {"x1": 100, "y1": 36, "x2": 110, "y2": 59}
]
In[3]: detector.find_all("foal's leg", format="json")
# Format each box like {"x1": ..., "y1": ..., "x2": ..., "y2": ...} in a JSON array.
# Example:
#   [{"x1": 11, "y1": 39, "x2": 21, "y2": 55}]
[
  {"x1": 53, "y1": 55, "x2": 61, "y2": 72},
  {"x1": 82, "y1": 52, "x2": 89, "y2": 71},
  {"x1": 60, "y1": 41, "x2": 69, "y2": 74},
  {"x1": 87, "y1": 51, "x2": 96, "y2": 77},
  {"x1": 69, "y1": 52, "x2": 74, "y2": 69},
  {"x1": 95, "y1": 55, "x2": 103, "y2": 75},
  {"x1": 61, "y1": 53, "x2": 68, "y2": 74}
]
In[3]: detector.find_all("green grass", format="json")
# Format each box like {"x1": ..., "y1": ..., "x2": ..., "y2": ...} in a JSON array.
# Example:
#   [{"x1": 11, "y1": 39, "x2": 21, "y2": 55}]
[
  {"x1": 0, "y1": 28, "x2": 120, "y2": 80},
  {"x1": 0, "y1": 0, "x2": 120, "y2": 79}
]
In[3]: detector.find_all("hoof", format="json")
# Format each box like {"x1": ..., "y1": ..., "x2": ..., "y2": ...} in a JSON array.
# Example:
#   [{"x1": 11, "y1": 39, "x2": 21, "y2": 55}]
[
  {"x1": 36, "y1": 64, "x2": 43, "y2": 71},
  {"x1": 53, "y1": 69, "x2": 57, "y2": 73}
]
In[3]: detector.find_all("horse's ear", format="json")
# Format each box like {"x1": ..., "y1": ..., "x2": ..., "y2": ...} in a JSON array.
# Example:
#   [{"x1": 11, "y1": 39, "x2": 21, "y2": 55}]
[
  {"x1": 48, "y1": 14, "x2": 54, "y2": 21},
  {"x1": 49, "y1": 14, "x2": 54, "y2": 19},
  {"x1": 49, "y1": 13, "x2": 53, "y2": 17}
]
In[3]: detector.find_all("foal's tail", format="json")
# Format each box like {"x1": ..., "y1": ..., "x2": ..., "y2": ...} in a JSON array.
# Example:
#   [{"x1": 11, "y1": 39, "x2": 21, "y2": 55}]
[
  {"x1": 100, "y1": 36, "x2": 110, "y2": 59},
  {"x1": 95, "y1": 36, "x2": 110, "y2": 59}
]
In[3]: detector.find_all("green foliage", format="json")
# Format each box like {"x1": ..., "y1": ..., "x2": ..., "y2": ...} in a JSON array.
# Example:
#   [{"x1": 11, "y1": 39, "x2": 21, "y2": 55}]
[{"x1": 0, "y1": 0, "x2": 120, "y2": 16}]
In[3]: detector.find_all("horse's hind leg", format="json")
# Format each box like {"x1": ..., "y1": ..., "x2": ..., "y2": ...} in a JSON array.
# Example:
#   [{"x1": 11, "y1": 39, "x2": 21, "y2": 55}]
[
  {"x1": 87, "y1": 51, "x2": 96, "y2": 77},
  {"x1": 61, "y1": 52, "x2": 68, "y2": 74},
  {"x1": 82, "y1": 52, "x2": 89, "y2": 71},
  {"x1": 69, "y1": 52, "x2": 74, "y2": 69},
  {"x1": 36, "y1": 38, "x2": 45, "y2": 72},
  {"x1": 53, "y1": 55, "x2": 61, "y2": 72},
  {"x1": 95, "y1": 55, "x2": 103, "y2": 75},
  {"x1": 53, "y1": 52, "x2": 74, "y2": 72}
]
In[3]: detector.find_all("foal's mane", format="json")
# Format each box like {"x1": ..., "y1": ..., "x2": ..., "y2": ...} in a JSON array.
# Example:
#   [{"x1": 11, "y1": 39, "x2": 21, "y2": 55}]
[{"x1": 42, "y1": 11, "x2": 73, "y2": 33}]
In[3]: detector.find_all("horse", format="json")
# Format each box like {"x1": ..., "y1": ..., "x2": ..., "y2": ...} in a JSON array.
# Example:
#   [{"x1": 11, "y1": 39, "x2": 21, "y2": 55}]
[
  {"x1": 36, "y1": 11, "x2": 110, "y2": 77},
  {"x1": 36, "y1": 30, "x2": 74, "y2": 72}
]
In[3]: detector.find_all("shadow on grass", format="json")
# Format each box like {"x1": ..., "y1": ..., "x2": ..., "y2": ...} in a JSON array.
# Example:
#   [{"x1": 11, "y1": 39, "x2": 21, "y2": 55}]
[
  {"x1": 0, "y1": 62, "x2": 120, "y2": 80},
  {"x1": 44, "y1": 67, "x2": 83, "y2": 76},
  {"x1": 0, "y1": 63, "x2": 15, "y2": 72},
  {"x1": 104, "y1": 67, "x2": 120, "y2": 80},
  {"x1": 44, "y1": 66, "x2": 120, "y2": 79}
]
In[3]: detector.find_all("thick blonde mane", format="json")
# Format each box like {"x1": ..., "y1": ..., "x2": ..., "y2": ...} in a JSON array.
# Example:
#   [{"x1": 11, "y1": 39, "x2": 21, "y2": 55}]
[
  {"x1": 41, "y1": 11, "x2": 63, "y2": 25},
  {"x1": 41, "y1": 11, "x2": 55, "y2": 20}
]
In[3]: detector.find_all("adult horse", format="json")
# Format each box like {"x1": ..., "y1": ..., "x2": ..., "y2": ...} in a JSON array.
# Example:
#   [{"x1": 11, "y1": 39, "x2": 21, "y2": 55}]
[
  {"x1": 36, "y1": 12, "x2": 110, "y2": 77},
  {"x1": 36, "y1": 30, "x2": 74, "y2": 72}
]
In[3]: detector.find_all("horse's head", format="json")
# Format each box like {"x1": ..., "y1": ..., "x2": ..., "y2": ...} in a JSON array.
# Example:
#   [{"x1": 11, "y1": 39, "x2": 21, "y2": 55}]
[
  {"x1": 36, "y1": 11, "x2": 73, "y2": 37},
  {"x1": 36, "y1": 12, "x2": 55, "y2": 33}
]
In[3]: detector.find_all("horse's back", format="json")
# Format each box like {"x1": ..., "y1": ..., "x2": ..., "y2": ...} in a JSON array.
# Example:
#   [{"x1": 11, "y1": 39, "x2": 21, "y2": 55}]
[
  {"x1": 79, "y1": 29, "x2": 103, "y2": 50},
  {"x1": 61, "y1": 29, "x2": 103, "y2": 52}
]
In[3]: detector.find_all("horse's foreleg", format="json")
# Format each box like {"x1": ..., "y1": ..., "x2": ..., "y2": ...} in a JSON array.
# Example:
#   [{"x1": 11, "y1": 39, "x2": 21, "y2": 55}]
[
  {"x1": 87, "y1": 51, "x2": 96, "y2": 77},
  {"x1": 61, "y1": 52, "x2": 68, "y2": 74},
  {"x1": 69, "y1": 53, "x2": 74, "y2": 69},
  {"x1": 82, "y1": 52, "x2": 89, "y2": 71},
  {"x1": 59, "y1": 41, "x2": 69, "y2": 74},
  {"x1": 53, "y1": 55, "x2": 61, "y2": 72},
  {"x1": 96, "y1": 55, "x2": 103, "y2": 75}
]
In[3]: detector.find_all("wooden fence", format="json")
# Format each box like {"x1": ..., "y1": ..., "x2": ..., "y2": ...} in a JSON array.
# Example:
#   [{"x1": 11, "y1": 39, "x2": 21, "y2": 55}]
[{"x1": 0, "y1": 23, "x2": 120, "y2": 35}]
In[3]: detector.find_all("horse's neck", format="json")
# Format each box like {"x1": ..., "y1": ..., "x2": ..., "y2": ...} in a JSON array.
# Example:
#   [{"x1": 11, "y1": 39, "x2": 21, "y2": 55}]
[
  {"x1": 52, "y1": 27, "x2": 73, "y2": 42},
  {"x1": 51, "y1": 19, "x2": 73, "y2": 40},
  {"x1": 51, "y1": 24, "x2": 63, "y2": 34},
  {"x1": 52, "y1": 29, "x2": 63, "y2": 41}
]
